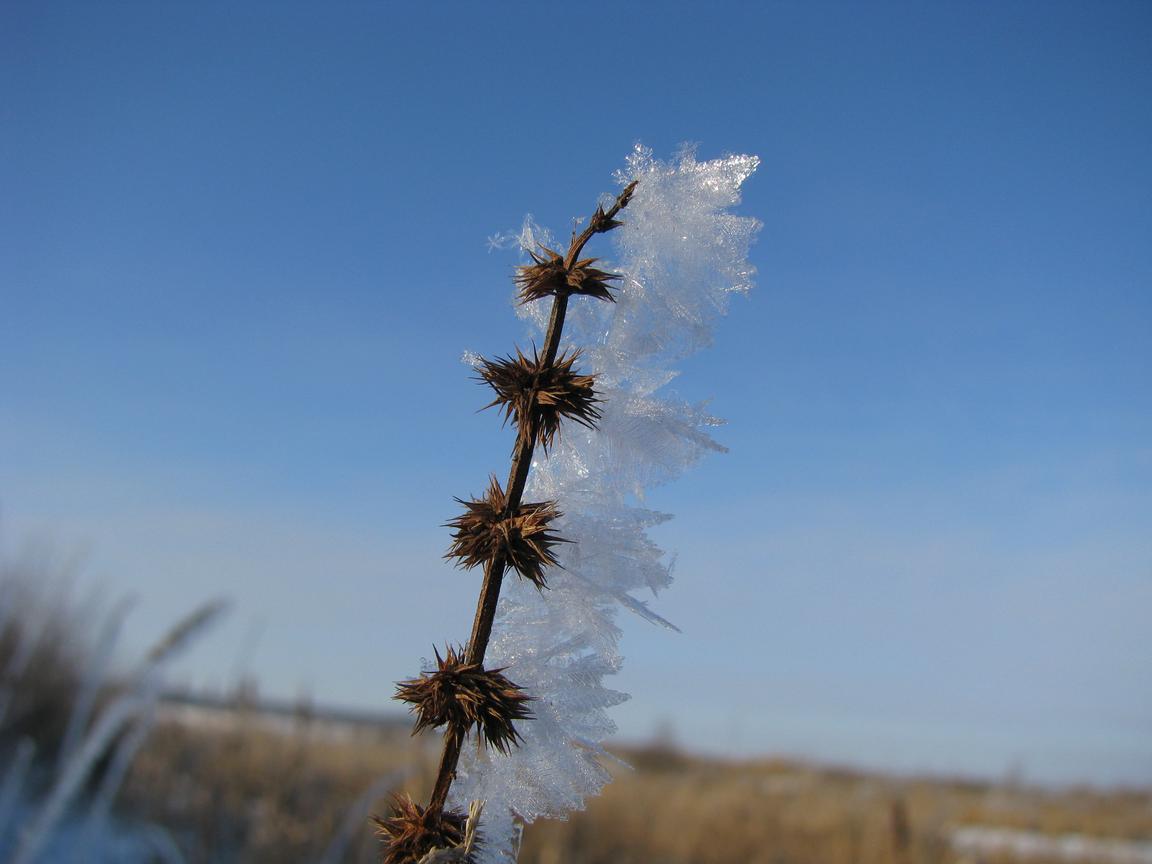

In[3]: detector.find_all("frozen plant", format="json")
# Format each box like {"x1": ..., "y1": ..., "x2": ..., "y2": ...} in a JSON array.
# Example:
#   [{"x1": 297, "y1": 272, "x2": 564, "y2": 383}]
[
  {"x1": 6, "y1": 600, "x2": 226, "y2": 864},
  {"x1": 381, "y1": 145, "x2": 759, "y2": 864},
  {"x1": 0, "y1": 543, "x2": 226, "y2": 864}
]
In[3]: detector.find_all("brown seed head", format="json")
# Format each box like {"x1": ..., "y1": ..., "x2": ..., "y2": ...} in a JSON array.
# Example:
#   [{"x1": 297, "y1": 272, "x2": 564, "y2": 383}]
[
  {"x1": 374, "y1": 794, "x2": 468, "y2": 864},
  {"x1": 588, "y1": 204, "x2": 624, "y2": 234},
  {"x1": 444, "y1": 476, "x2": 567, "y2": 589},
  {"x1": 515, "y1": 247, "x2": 620, "y2": 304},
  {"x1": 478, "y1": 346, "x2": 601, "y2": 451},
  {"x1": 395, "y1": 645, "x2": 533, "y2": 754}
]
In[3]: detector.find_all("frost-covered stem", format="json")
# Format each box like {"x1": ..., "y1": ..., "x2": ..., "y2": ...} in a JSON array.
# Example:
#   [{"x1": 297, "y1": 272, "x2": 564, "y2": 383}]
[
  {"x1": 428, "y1": 296, "x2": 566, "y2": 818},
  {"x1": 60, "y1": 596, "x2": 134, "y2": 766},
  {"x1": 9, "y1": 600, "x2": 224, "y2": 864},
  {"x1": 426, "y1": 183, "x2": 635, "y2": 820},
  {"x1": 10, "y1": 692, "x2": 143, "y2": 864},
  {"x1": 465, "y1": 292, "x2": 568, "y2": 664},
  {"x1": 0, "y1": 738, "x2": 35, "y2": 838}
]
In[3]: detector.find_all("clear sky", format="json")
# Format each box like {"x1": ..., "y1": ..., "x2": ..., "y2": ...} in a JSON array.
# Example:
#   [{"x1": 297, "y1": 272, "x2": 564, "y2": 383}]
[{"x1": 2, "y1": 2, "x2": 1149, "y2": 786}]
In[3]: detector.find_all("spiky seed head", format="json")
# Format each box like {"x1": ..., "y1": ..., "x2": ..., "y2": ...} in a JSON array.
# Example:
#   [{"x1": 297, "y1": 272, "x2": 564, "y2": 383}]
[
  {"x1": 515, "y1": 247, "x2": 621, "y2": 304},
  {"x1": 374, "y1": 795, "x2": 468, "y2": 864},
  {"x1": 513, "y1": 248, "x2": 564, "y2": 305},
  {"x1": 444, "y1": 476, "x2": 567, "y2": 589},
  {"x1": 591, "y1": 180, "x2": 638, "y2": 235},
  {"x1": 588, "y1": 204, "x2": 624, "y2": 234},
  {"x1": 395, "y1": 645, "x2": 533, "y2": 754},
  {"x1": 477, "y1": 346, "x2": 601, "y2": 451}
]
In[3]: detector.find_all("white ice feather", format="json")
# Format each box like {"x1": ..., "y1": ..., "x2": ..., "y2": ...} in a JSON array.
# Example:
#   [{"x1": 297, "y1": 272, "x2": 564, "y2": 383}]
[{"x1": 453, "y1": 145, "x2": 760, "y2": 861}]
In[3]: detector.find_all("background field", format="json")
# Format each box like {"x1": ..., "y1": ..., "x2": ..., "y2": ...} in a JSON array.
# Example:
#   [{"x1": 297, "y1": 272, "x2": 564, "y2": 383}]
[
  {"x1": 2, "y1": 539, "x2": 1149, "y2": 863},
  {"x1": 124, "y1": 699, "x2": 1152, "y2": 864}
]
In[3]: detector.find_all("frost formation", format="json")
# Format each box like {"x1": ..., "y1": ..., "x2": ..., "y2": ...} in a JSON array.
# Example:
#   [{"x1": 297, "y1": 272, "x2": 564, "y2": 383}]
[{"x1": 452, "y1": 145, "x2": 760, "y2": 861}]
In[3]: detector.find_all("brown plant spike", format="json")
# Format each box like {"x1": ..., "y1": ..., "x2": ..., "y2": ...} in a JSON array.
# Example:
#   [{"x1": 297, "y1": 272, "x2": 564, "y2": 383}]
[
  {"x1": 395, "y1": 644, "x2": 533, "y2": 754},
  {"x1": 478, "y1": 346, "x2": 601, "y2": 451},
  {"x1": 444, "y1": 476, "x2": 567, "y2": 589},
  {"x1": 374, "y1": 795, "x2": 469, "y2": 864},
  {"x1": 515, "y1": 247, "x2": 621, "y2": 304},
  {"x1": 413, "y1": 179, "x2": 638, "y2": 830}
]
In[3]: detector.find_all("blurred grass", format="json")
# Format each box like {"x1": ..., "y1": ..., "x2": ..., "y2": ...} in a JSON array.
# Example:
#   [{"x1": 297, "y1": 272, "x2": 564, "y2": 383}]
[
  {"x1": 121, "y1": 703, "x2": 434, "y2": 863},
  {"x1": 520, "y1": 747, "x2": 1152, "y2": 864},
  {"x1": 3, "y1": 547, "x2": 1149, "y2": 864},
  {"x1": 119, "y1": 710, "x2": 1151, "y2": 864},
  {"x1": 0, "y1": 546, "x2": 86, "y2": 761}
]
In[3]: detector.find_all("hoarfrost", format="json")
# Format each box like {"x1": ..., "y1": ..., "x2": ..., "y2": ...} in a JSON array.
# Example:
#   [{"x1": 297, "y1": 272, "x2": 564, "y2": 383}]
[{"x1": 453, "y1": 144, "x2": 760, "y2": 861}]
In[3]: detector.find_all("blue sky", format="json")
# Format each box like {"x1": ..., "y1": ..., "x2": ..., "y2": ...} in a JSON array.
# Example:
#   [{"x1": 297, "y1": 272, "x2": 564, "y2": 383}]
[{"x1": 2, "y1": 2, "x2": 1150, "y2": 785}]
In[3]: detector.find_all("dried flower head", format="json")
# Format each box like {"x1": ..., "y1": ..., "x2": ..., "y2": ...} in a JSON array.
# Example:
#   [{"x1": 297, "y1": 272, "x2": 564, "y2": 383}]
[
  {"x1": 445, "y1": 476, "x2": 567, "y2": 589},
  {"x1": 593, "y1": 179, "x2": 638, "y2": 232},
  {"x1": 478, "y1": 346, "x2": 601, "y2": 451},
  {"x1": 588, "y1": 203, "x2": 624, "y2": 234},
  {"x1": 374, "y1": 794, "x2": 469, "y2": 864},
  {"x1": 395, "y1": 645, "x2": 533, "y2": 754},
  {"x1": 515, "y1": 247, "x2": 620, "y2": 304}
]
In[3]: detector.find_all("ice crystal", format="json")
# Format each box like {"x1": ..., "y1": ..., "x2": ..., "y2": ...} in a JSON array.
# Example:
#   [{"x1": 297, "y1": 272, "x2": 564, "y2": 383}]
[{"x1": 453, "y1": 145, "x2": 760, "y2": 861}]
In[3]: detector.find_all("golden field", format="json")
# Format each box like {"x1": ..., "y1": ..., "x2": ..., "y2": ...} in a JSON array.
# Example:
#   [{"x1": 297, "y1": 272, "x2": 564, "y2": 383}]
[{"x1": 120, "y1": 701, "x2": 1152, "y2": 864}]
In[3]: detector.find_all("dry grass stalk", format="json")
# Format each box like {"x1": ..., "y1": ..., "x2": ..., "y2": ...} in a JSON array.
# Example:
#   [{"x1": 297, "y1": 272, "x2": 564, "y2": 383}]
[{"x1": 385, "y1": 179, "x2": 638, "y2": 862}]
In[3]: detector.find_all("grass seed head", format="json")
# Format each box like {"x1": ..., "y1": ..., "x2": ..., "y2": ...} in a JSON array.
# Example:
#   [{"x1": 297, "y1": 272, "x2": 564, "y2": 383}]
[
  {"x1": 444, "y1": 476, "x2": 568, "y2": 589},
  {"x1": 478, "y1": 346, "x2": 601, "y2": 451}
]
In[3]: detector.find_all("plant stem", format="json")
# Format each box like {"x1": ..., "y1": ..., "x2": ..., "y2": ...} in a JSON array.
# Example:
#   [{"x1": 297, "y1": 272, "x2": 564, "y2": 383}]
[{"x1": 426, "y1": 181, "x2": 636, "y2": 819}]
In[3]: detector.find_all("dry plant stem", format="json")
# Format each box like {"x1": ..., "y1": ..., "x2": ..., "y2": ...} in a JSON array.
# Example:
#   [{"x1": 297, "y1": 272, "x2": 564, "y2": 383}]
[{"x1": 427, "y1": 183, "x2": 636, "y2": 819}]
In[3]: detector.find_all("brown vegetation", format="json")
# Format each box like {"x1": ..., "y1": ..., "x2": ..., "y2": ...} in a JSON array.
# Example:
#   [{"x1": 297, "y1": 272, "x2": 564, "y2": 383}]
[
  {"x1": 121, "y1": 703, "x2": 433, "y2": 863},
  {"x1": 519, "y1": 752, "x2": 1152, "y2": 864},
  {"x1": 118, "y1": 707, "x2": 1151, "y2": 864},
  {"x1": 7, "y1": 545, "x2": 1146, "y2": 863},
  {"x1": 410, "y1": 180, "x2": 639, "y2": 845},
  {"x1": 0, "y1": 551, "x2": 87, "y2": 759}
]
